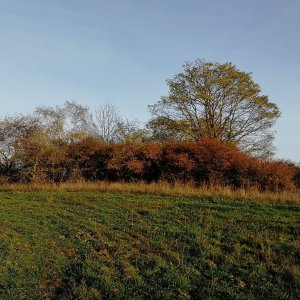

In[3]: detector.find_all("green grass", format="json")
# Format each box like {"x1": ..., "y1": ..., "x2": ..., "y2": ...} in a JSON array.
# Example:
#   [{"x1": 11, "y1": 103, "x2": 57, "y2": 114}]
[{"x1": 0, "y1": 192, "x2": 299, "y2": 299}]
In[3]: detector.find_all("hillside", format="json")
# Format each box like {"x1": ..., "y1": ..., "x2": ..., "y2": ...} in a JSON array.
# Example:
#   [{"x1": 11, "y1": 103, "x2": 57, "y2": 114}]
[{"x1": 0, "y1": 192, "x2": 299, "y2": 299}]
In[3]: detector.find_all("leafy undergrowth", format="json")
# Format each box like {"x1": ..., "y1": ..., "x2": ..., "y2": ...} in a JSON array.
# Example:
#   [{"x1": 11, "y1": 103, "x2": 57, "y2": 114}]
[{"x1": 0, "y1": 192, "x2": 299, "y2": 299}]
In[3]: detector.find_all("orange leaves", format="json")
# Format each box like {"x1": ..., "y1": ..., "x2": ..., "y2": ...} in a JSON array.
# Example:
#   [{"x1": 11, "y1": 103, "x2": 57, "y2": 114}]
[
  {"x1": 168, "y1": 153, "x2": 194, "y2": 171},
  {"x1": 258, "y1": 160, "x2": 297, "y2": 191},
  {"x1": 107, "y1": 143, "x2": 162, "y2": 180},
  {"x1": 162, "y1": 138, "x2": 238, "y2": 184},
  {"x1": 126, "y1": 160, "x2": 144, "y2": 173},
  {"x1": 139, "y1": 142, "x2": 162, "y2": 161},
  {"x1": 9, "y1": 136, "x2": 297, "y2": 191}
]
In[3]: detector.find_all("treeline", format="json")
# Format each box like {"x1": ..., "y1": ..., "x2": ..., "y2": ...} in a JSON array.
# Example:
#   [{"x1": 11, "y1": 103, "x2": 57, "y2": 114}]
[
  {"x1": 1, "y1": 134, "x2": 299, "y2": 191},
  {"x1": 55, "y1": 138, "x2": 299, "y2": 191},
  {"x1": 0, "y1": 101, "x2": 299, "y2": 191}
]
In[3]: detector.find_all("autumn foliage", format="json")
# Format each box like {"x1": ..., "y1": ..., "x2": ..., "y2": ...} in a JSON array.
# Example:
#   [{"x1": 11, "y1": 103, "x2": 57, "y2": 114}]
[{"x1": 0, "y1": 135, "x2": 297, "y2": 192}]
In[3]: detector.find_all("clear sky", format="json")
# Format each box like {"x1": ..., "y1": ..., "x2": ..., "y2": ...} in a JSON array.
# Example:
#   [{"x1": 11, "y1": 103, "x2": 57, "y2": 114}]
[{"x1": 0, "y1": 0, "x2": 299, "y2": 161}]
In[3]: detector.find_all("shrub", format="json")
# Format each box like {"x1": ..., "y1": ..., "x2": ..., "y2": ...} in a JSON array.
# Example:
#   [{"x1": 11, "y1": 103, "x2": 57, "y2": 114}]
[
  {"x1": 66, "y1": 138, "x2": 113, "y2": 181},
  {"x1": 107, "y1": 142, "x2": 162, "y2": 182},
  {"x1": 1, "y1": 136, "x2": 296, "y2": 191}
]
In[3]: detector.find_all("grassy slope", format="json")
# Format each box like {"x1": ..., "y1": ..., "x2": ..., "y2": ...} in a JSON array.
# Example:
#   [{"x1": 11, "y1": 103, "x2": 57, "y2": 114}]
[{"x1": 0, "y1": 192, "x2": 299, "y2": 299}]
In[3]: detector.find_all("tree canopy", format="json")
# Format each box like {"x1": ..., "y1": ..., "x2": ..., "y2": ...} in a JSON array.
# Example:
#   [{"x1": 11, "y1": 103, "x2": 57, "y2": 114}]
[{"x1": 148, "y1": 59, "x2": 280, "y2": 156}]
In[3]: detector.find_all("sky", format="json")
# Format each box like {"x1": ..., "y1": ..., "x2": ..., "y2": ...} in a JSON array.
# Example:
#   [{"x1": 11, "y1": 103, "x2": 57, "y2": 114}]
[{"x1": 0, "y1": 0, "x2": 299, "y2": 161}]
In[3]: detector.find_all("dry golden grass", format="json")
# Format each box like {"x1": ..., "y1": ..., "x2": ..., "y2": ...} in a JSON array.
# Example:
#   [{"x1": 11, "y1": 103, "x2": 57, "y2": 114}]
[{"x1": 0, "y1": 181, "x2": 299, "y2": 204}]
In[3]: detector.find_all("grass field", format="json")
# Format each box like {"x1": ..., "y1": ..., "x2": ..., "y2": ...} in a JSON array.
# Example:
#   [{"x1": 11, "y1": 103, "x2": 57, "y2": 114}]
[{"x1": 0, "y1": 191, "x2": 299, "y2": 299}]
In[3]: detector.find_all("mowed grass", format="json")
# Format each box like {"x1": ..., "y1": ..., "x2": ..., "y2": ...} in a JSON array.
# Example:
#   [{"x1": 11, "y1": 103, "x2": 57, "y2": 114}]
[{"x1": 0, "y1": 192, "x2": 299, "y2": 299}]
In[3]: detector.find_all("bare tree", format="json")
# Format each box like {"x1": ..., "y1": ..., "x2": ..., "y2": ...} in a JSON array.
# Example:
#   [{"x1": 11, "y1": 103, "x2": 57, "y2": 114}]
[
  {"x1": 34, "y1": 101, "x2": 94, "y2": 142},
  {"x1": 115, "y1": 119, "x2": 148, "y2": 143},
  {"x1": 91, "y1": 104, "x2": 121, "y2": 142},
  {"x1": 64, "y1": 101, "x2": 94, "y2": 139},
  {"x1": 91, "y1": 104, "x2": 147, "y2": 143}
]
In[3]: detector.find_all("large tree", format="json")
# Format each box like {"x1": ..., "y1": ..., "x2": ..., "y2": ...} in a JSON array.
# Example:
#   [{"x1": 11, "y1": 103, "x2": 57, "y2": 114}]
[{"x1": 148, "y1": 59, "x2": 280, "y2": 156}]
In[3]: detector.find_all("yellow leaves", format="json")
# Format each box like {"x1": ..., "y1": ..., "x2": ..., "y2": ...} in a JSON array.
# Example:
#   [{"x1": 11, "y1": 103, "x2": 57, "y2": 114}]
[
  {"x1": 68, "y1": 131, "x2": 88, "y2": 142},
  {"x1": 238, "y1": 280, "x2": 246, "y2": 289},
  {"x1": 150, "y1": 59, "x2": 280, "y2": 155}
]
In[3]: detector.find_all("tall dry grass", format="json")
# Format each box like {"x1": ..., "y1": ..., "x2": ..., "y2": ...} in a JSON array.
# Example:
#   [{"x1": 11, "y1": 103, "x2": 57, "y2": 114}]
[{"x1": 0, "y1": 181, "x2": 299, "y2": 204}]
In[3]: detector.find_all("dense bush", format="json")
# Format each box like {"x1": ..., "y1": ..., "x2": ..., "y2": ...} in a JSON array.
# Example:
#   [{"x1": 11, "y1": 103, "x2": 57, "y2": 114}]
[
  {"x1": 0, "y1": 136, "x2": 297, "y2": 191},
  {"x1": 107, "y1": 142, "x2": 162, "y2": 182},
  {"x1": 66, "y1": 139, "x2": 114, "y2": 181}
]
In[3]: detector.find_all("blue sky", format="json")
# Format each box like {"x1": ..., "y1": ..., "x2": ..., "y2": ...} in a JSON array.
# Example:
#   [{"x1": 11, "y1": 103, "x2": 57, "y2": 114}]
[{"x1": 0, "y1": 0, "x2": 299, "y2": 161}]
